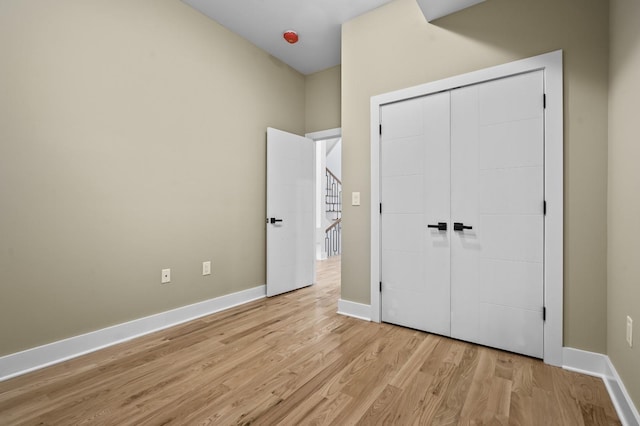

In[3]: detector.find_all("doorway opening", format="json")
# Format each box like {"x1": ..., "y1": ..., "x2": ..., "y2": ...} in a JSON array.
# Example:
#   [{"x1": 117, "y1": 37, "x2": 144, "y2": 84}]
[{"x1": 306, "y1": 128, "x2": 342, "y2": 285}]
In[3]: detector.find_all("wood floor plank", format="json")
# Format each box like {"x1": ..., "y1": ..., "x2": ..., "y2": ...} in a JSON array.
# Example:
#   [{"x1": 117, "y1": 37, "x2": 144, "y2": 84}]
[
  {"x1": 355, "y1": 383, "x2": 403, "y2": 425},
  {"x1": 389, "y1": 333, "x2": 439, "y2": 389},
  {"x1": 0, "y1": 256, "x2": 622, "y2": 425},
  {"x1": 458, "y1": 349, "x2": 496, "y2": 423},
  {"x1": 483, "y1": 376, "x2": 512, "y2": 424},
  {"x1": 431, "y1": 345, "x2": 480, "y2": 425},
  {"x1": 297, "y1": 393, "x2": 353, "y2": 426},
  {"x1": 385, "y1": 369, "x2": 437, "y2": 424},
  {"x1": 552, "y1": 366, "x2": 589, "y2": 426}
]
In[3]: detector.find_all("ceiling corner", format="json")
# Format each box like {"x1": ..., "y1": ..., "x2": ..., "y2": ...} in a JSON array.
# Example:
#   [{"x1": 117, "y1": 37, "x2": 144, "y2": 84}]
[{"x1": 416, "y1": 0, "x2": 486, "y2": 22}]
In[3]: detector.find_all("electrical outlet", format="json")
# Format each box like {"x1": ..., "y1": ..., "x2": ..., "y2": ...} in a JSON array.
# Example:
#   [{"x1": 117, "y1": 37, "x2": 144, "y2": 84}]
[
  {"x1": 161, "y1": 268, "x2": 171, "y2": 284},
  {"x1": 627, "y1": 316, "x2": 633, "y2": 347},
  {"x1": 202, "y1": 261, "x2": 211, "y2": 276}
]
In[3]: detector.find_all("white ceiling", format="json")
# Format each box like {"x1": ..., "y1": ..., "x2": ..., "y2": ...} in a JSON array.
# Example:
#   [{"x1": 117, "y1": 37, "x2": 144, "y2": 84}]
[
  {"x1": 182, "y1": 0, "x2": 393, "y2": 75},
  {"x1": 182, "y1": 0, "x2": 486, "y2": 75}
]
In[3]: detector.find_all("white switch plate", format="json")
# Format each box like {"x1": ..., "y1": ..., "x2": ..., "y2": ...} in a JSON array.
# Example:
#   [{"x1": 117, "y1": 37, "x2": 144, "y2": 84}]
[
  {"x1": 161, "y1": 268, "x2": 171, "y2": 284},
  {"x1": 352, "y1": 191, "x2": 361, "y2": 206},
  {"x1": 202, "y1": 261, "x2": 211, "y2": 276},
  {"x1": 627, "y1": 316, "x2": 633, "y2": 347}
]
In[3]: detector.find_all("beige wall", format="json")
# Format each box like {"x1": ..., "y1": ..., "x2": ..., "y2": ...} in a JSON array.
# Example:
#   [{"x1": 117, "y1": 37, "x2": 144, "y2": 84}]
[
  {"x1": 0, "y1": 0, "x2": 305, "y2": 356},
  {"x1": 305, "y1": 65, "x2": 341, "y2": 133},
  {"x1": 342, "y1": 0, "x2": 609, "y2": 353},
  {"x1": 608, "y1": 0, "x2": 640, "y2": 408}
]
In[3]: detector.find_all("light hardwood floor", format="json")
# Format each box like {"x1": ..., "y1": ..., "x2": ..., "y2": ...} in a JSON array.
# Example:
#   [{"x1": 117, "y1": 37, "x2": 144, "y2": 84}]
[{"x1": 0, "y1": 256, "x2": 621, "y2": 425}]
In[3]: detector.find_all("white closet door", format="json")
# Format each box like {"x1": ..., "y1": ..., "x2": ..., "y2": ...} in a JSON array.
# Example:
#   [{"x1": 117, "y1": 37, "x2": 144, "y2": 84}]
[
  {"x1": 450, "y1": 71, "x2": 545, "y2": 358},
  {"x1": 380, "y1": 92, "x2": 451, "y2": 335}
]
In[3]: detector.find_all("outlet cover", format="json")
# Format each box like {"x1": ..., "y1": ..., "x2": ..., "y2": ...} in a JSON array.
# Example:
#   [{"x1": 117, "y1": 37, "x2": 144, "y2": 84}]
[
  {"x1": 202, "y1": 261, "x2": 211, "y2": 276},
  {"x1": 161, "y1": 268, "x2": 171, "y2": 284},
  {"x1": 627, "y1": 316, "x2": 633, "y2": 347}
]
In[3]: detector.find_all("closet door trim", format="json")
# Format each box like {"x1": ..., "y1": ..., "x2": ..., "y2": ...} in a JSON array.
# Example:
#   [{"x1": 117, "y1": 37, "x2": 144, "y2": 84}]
[{"x1": 370, "y1": 50, "x2": 563, "y2": 366}]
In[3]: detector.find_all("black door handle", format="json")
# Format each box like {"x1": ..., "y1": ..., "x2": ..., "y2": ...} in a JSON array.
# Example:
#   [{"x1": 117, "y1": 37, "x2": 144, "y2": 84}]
[
  {"x1": 427, "y1": 222, "x2": 447, "y2": 231},
  {"x1": 453, "y1": 222, "x2": 472, "y2": 231},
  {"x1": 269, "y1": 218, "x2": 283, "y2": 224}
]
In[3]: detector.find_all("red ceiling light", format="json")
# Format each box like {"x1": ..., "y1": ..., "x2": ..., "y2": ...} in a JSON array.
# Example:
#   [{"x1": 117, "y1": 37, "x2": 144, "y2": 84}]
[{"x1": 283, "y1": 30, "x2": 299, "y2": 44}]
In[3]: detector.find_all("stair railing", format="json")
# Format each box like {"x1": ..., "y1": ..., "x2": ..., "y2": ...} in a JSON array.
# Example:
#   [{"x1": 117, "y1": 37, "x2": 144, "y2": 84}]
[
  {"x1": 325, "y1": 168, "x2": 342, "y2": 256},
  {"x1": 325, "y1": 219, "x2": 342, "y2": 257}
]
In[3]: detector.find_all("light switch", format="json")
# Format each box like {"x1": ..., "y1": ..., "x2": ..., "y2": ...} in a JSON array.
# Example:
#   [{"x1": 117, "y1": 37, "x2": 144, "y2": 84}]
[{"x1": 352, "y1": 192, "x2": 361, "y2": 206}]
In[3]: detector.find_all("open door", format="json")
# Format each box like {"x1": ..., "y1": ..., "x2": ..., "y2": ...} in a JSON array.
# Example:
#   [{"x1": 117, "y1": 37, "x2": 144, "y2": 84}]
[{"x1": 266, "y1": 127, "x2": 315, "y2": 297}]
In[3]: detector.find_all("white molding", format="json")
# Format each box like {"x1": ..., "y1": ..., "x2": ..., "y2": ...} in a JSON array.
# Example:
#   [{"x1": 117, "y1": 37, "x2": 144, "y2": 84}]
[
  {"x1": 370, "y1": 50, "x2": 564, "y2": 366},
  {"x1": 0, "y1": 285, "x2": 266, "y2": 382},
  {"x1": 370, "y1": 93, "x2": 381, "y2": 325},
  {"x1": 604, "y1": 357, "x2": 640, "y2": 426},
  {"x1": 563, "y1": 347, "x2": 640, "y2": 426},
  {"x1": 337, "y1": 299, "x2": 371, "y2": 321},
  {"x1": 562, "y1": 347, "x2": 609, "y2": 376},
  {"x1": 305, "y1": 127, "x2": 341, "y2": 141}
]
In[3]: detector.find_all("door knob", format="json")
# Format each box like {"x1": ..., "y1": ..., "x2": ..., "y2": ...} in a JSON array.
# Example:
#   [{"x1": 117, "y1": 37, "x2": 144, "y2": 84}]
[
  {"x1": 453, "y1": 222, "x2": 472, "y2": 231},
  {"x1": 427, "y1": 222, "x2": 447, "y2": 231},
  {"x1": 269, "y1": 218, "x2": 284, "y2": 224}
]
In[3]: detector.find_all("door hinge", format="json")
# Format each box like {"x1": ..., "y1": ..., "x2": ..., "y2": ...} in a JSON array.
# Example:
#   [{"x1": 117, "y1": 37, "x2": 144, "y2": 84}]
[
  {"x1": 543, "y1": 306, "x2": 546, "y2": 321},
  {"x1": 543, "y1": 94, "x2": 546, "y2": 109},
  {"x1": 379, "y1": 124, "x2": 382, "y2": 135},
  {"x1": 380, "y1": 203, "x2": 382, "y2": 214},
  {"x1": 379, "y1": 281, "x2": 382, "y2": 292},
  {"x1": 544, "y1": 200, "x2": 547, "y2": 215}
]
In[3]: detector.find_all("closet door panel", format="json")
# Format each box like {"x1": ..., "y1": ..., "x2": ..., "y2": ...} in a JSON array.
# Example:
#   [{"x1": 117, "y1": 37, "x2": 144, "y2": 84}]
[
  {"x1": 382, "y1": 250, "x2": 424, "y2": 293},
  {"x1": 382, "y1": 214, "x2": 423, "y2": 253},
  {"x1": 450, "y1": 85, "x2": 482, "y2": 344},
  {"x1": 451, "y1": 71, "x2": 545, "y2": 358},
  {"x1": 480, "y1": 259, "x2": 543, "y2": 311},
  {"x1": 381, "y1": 97, "x2": 424, "y2": 139},
  {"x1": 479, "y1": 167, "x2": 543, "y2": 215},
  {"x1": 380, "y1": 92, "x2": 451, "y2": 336},
  {"x1": 478, "y1": 71, "x2": 543, "y2": 125},
  {"x1": 381, "y1": 136, "x2": 423, "y2": 177},
  {"x1": 479, "y1": 119, "x2": 543, "y2": 169},
  {"x1": 478, "y1": 305, "x2": 544, "y2": 356},
  {"x1": 481, "y1": 215, "x2": 543, "y2": 263},
  {"x1": 381, "y1": 175, "x2": 423, "y2": 214}
]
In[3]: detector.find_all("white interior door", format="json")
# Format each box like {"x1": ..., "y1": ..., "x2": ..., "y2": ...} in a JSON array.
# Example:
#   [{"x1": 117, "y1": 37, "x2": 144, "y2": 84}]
[
  {"x1": 266, "y1": 127, "x2": 315, "y2": 297},
  {"x1": 379, "y1": 71, "x2": 545, "y2": 358},
  {"x1": 450, "y1": 71, "x2": 545, "y2": 358},
  {"x1": 380, "y1": 93, "x2": 451, "y2": 335}
]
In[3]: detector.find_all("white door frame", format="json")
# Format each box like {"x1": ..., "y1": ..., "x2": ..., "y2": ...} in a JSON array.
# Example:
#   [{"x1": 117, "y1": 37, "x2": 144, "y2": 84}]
[
  {"x1": 306, "y1": 128, "x2": 341, "y2": 142},
  {"x1": 370, "y1": 51, "x2": 563, "y2": 366}
]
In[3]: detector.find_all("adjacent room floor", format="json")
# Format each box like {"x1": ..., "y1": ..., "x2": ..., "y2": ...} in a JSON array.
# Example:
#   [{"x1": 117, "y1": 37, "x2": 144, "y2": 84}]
[{"x1": 0, "y1": 256, "x2": 620, "y2": 425}]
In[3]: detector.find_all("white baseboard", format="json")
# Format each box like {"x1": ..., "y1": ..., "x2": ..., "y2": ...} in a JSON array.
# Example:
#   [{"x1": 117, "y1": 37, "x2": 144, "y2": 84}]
[
  {"x1": 337, "y1": 299, "x2": 371, "y2": 321},
  {"x1": 603, "y1": 357, "x2": 640, "y2": 426},
  {"x1": 562, "y1": 346, "x2": 609, "y2": 376},
  {"x1": 563, "y1": 347, "x2": 640, "y2": 426},
  {"x1": 0, "y1": 285, "x2": 266, "y2": 382}
]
